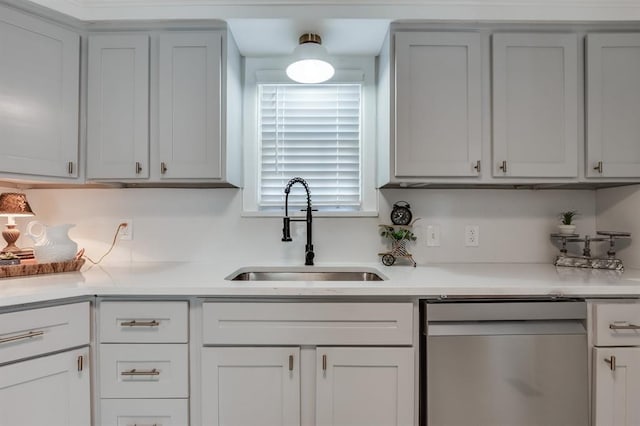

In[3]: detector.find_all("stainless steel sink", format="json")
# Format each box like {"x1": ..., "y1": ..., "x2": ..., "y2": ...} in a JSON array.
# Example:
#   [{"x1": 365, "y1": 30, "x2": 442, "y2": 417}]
[{"x1": 228, "y1": 268, "x2": 385, "y2": 281}]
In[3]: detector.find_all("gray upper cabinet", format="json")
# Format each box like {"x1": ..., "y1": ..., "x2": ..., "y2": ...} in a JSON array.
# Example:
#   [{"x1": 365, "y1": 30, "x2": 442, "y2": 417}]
[
  {"x1": 86, "y1": 28, "x2": 242, "y2": 186},
  {"x1": 87, "y1": 34, "x2": 150, "y2": 180},
  {"x1": 586, "y1": 33, "x2": 640, "y2": 178},
  {"x1": 492, "y1": 33, "x2": 578, "y2": 178},
  {"x1": 394, "y1": 32, "x2": 482, "y2": 177},
  {"x1": 158, "y1": 32, "x2": 221, "y2": 180},
  {"x1": 0, "y1": 5, "x2": 79, "y2": 179}
]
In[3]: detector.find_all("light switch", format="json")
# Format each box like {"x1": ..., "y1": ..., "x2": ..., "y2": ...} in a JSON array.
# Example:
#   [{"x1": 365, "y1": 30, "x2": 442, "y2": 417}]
[{"x1": 426, "y1": 225, "x2": 440, "y2": 247}]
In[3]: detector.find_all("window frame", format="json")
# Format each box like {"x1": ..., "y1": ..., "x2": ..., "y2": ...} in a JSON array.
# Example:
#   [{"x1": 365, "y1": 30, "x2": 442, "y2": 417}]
[{"x1": 242, "y1": 56, "x2": 378, "y2": 217}]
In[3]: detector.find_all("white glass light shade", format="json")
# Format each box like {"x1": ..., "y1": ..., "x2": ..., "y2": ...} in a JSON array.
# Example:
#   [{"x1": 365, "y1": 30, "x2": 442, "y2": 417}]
[{"x1": 286, "y1": 41, "x2": 335, "y2": 84}]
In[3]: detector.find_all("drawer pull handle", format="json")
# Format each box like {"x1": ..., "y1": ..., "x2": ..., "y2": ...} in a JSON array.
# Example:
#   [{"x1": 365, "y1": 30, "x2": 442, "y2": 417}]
[
  {"x1": 498, "y1": 160, "x2": 507, "y2": 173},
  {"x1": 322, "y1": 354, "x2": 327, "y2": 372},
  {"x1": 120, "y1": 320, "x2": 160, "y2": 327},
  {"x1": 594, "y1": 161, "x2": 603, "y2": 174},
  {"x1": 605, "y1": 356, "x2": 616, "y2": 371},
  {"x1": 121, "y1": 368, "x2": 160, "y2": 376},
  {"x1": 289, "y1": 355, "x2": 294, "y2": 371},
  {"x1": 609, "y1": 323, "x2": 640, "y2": 330},
  {"x1": 0, "y1": 330, "x2": 44, "y2": 344}
]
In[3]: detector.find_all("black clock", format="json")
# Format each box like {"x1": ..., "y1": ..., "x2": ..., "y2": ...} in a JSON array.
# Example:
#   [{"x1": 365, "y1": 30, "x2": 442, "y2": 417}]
[{"x1": 391, "y1": 201, "x2": 412, "y2": 225}]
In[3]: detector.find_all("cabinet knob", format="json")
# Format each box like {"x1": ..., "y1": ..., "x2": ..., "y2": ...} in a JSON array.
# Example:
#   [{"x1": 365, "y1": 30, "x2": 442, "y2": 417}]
[
  {"x1": 594, "y1": 161, "x2": 603, "y2": 174},
  {"x1": 498, "y1": 161, "x2": 507, "y2": 173}
]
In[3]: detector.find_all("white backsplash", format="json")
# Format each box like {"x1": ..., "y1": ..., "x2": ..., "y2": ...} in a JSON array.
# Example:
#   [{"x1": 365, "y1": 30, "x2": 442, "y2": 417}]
[
  {"x1": 2, "y1": 186, "x2": 597, "y2": 266},
  {"x1": 596, "y1": 184, "x2": 640, "y2": 268}
]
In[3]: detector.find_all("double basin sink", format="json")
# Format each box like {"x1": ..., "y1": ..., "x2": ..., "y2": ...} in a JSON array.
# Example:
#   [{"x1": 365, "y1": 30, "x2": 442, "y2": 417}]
[{"x1": 227, "y1": 267, "x2": 385, "y2": 282}]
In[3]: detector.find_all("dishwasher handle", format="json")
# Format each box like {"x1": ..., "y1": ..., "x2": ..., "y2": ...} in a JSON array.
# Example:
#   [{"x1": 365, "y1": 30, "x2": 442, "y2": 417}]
[{"x1": 427, "y1": 320, "x2": 586, "y2": 336}]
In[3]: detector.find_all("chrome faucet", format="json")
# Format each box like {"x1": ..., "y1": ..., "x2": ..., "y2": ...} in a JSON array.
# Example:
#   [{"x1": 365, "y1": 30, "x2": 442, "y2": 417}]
[{"x1": 282, "y1": 177, "x2": 314, "y2": 266}]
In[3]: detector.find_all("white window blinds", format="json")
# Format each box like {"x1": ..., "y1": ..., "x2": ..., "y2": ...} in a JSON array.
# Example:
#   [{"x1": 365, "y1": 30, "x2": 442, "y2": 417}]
[{"x1": 258, "y1": 83, "x2": 362, "y2": 210}]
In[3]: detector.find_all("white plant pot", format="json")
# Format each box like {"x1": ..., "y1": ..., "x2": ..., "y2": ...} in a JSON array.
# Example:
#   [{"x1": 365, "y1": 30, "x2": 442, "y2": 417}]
[{"x1": 558, "y1": 224, "x2": 576, "y2": 235}]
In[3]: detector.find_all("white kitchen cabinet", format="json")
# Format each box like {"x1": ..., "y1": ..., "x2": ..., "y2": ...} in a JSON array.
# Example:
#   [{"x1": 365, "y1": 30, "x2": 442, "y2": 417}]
[
  {"x1": 87, "y1": 34, "x2": 150, "y2": 179},
  {"x1": 86, "y1": 28, "x2": 242, "y2": 186},
  {"x1": 200, "y1": 301, "x2": 415, "y2": 426},
  {"x1": 593, "y1": 347, "x2": 640, "y2": 426},
  {"x1": 97, "y1": 300, "x2": 190, "y2": 423},
  {"x1": 0, "y1": 4, "x2": 80, "y2": 179},
  {"x1": 158, "y1": 32, "x2": 222, "y2": 180},
  {"x1": 0, "y1": 301, "x2": 90, "y2": 426},
  {"x1": 316, "y1": 347, "x2": 414, "y2": 426},
  {"x1": 492, "y1": 33, "x2": 578, "y2": 178},
  {"x1": 394, "y1": 32, "x2": 482, "y2": 178},
  {"x1": 0, "y1": 348, "x2": 90, "y2": 426},
  {"x1": 101, "y1": 398, "x2": 189, "y2": 426},
  {"x1": 586, "y1": 33, "x2": 640, "y2": 178},
  {"x1": 201, "y1": 347, "x2": 301, "y2": 426},
  {"x1": 591, "y1": 301, "x2": 640, "y2": 425}
]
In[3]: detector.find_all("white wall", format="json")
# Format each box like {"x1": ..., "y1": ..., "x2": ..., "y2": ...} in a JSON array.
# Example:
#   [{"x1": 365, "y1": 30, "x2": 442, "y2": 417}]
[
  {"x1": 1, "y1": 187, "x2": 596, "y2": 268},
  {"x1": 596, "y1": 184, "x2": 640, "y2": 268}
]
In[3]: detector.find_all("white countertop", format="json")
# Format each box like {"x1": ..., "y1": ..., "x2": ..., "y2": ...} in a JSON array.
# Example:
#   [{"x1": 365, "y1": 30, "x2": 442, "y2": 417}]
[{"x1": 2, "y1": 261, "x2": 640, "y2": 307}]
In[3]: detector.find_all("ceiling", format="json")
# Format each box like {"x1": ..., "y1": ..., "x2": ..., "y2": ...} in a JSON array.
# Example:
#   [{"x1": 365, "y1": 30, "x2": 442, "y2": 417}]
[{"x1": 25, "y1": 0, "x2": 640, "y2": 56}]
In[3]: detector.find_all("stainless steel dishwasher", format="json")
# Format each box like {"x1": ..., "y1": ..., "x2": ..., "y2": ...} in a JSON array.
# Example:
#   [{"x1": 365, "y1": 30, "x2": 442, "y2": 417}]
[{"x1": 422, "y1": 300, "x2": 588, "y2": 426}]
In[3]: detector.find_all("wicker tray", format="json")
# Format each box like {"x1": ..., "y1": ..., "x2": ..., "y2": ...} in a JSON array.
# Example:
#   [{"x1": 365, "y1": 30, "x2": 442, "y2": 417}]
[{"x1": 0, "y1": 258, "x2": 85, "y2": 279}]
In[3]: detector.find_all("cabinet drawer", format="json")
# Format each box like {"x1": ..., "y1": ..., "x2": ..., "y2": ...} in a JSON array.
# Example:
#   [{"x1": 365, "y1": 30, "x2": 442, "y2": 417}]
[
  {"x1": 594, "y1": 303, "x2": 640, "y2": 346},
  {"x1": 99, "y1": 301, "x2": 188, "y2": 343},
  {"x1": 100, "y1": 398, "x2": 188, "y2": 426},
  {"x1": 0, "y1": 302, "x2": 89, "y2": 365},
  {"x1": 100, "y1": 344, "x2": 188, "y2": 398},
  {"x1": 202, "y1": 302, "x2": 413, "y2": 345}
]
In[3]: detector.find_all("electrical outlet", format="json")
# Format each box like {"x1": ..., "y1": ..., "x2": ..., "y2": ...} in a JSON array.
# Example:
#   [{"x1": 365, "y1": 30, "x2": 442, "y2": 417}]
[
  {"x1": 426, "y1": 225, "x2": 441, "y2": 247},
  {"x1": 119, "y1": 219, "x2": 133, "y2": 240},
  {"x1": 465, "y1": 225, "x2": 479, "y2": 247}
]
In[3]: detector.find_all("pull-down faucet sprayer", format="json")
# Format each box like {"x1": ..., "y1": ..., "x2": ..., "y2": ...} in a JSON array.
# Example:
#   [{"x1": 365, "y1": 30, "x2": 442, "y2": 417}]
[{"x1": 282, "y1": 177, "x2": 315, "y2": 266}]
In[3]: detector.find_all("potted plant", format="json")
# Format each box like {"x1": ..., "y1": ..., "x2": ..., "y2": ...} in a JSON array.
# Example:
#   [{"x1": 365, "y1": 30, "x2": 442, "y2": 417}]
[{"x1": 558, "y1": 210, "x2": 578, "y2": 234}]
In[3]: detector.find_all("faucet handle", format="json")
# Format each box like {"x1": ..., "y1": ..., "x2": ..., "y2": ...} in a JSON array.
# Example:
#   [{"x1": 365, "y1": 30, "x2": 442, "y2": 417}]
[{"x1": 282, "y1": 217, "x2": 292, "y2": 242}]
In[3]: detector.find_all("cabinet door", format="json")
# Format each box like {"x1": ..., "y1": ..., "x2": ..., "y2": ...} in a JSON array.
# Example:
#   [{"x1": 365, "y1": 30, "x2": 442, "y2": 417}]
[
  {"x1": 587, "y1": 33, "x2": 640, "y2": 177},
  {"x1": 395, "y1": 32, "x2": 482, "y2": 177},
  {"x1": 0, "y1": 348, "x2": 90, "y2": 426},
  {"x1": 593, "y1": 347, "x2": 640, "y2": 426},
  {"x1": 492, "y1": 33, "x2": 578, "y2": 177},
  {"x1": 316, "y1": 347, "x2": 414, "y2": 426},
  {"x1": 87, "y1": 34, "x2": 149, "y2": 179},
  {"x1": 159, "y1": 32, "x2": 222, "y2": 180},
  {"x1": 201, "y1": 347, "x2": 300, "y2": 426},
  {"x1": 0, "y1": 6, "x2": 79, "y2": 178}
]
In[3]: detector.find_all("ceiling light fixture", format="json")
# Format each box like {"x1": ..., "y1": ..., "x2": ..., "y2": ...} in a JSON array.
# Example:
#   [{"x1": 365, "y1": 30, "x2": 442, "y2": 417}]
[{"x1": 286, "y1": 33, "x2": 335, "y2": 84}]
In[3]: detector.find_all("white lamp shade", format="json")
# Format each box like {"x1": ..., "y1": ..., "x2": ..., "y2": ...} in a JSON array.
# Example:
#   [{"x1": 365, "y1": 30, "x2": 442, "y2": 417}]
[{"x1": 286, "y1": 41, "x2": 335, "y2": 84}]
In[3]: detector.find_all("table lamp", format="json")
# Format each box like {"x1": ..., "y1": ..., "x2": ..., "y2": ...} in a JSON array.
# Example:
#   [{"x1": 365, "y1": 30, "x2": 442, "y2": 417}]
[{"x1": 0, "y1": 193, "x2": 35, "y2": 253}]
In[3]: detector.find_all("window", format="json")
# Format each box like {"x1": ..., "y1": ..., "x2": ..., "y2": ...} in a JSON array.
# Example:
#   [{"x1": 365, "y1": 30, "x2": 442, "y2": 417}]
[
  {"x1": 258, "y1": 83, "x2": 362, "y2": 210},
  {"x1": 242, "y1": 57, "x2": 377, "y2": 216}
]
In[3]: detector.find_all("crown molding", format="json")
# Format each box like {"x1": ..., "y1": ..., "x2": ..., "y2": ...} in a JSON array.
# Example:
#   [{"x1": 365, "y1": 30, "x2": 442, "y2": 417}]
[{"x1": 25, "y1": 0, "x2": 640, "y2": 21}]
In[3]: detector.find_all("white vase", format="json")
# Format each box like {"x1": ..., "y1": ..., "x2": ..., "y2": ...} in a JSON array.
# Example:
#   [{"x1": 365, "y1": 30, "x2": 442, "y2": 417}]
[{"x1": 558, "y1": 224, "x2": 576, "y2": 235}]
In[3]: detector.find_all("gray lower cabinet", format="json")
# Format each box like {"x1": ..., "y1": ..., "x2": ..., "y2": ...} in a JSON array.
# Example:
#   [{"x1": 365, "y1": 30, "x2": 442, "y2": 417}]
[
  {"x1": 394, "y1": 32, "x2": 482, "y2": 178},
  {"x1": 97, "y1": 300, "x2": 190, "y2": 424},
  {"x1": 0, "y1": 4, "x2": 79, "y2": 179},
  {"x1": 200, "y1": 302, "x2": 415, "y2": 426},
  {"x1": 586, "y1": 33, "x2": 640, "y2": 178},
  {"x1": 492, "y1": 33, "x2": 579, "y2": 178},
  {"x1": 86, "y1": 29, "x2": 242, "y2": 185}
]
